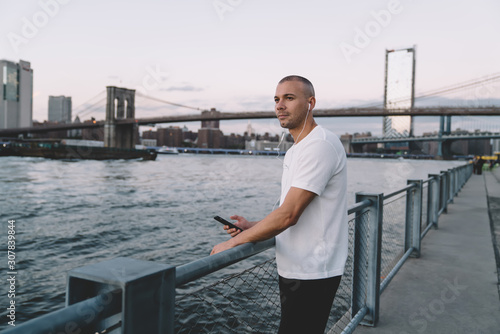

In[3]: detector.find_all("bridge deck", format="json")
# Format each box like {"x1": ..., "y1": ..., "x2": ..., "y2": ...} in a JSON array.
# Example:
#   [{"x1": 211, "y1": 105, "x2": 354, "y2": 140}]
[{"x1": 0, "y1": 106, "x2": 499, "y2": 137}]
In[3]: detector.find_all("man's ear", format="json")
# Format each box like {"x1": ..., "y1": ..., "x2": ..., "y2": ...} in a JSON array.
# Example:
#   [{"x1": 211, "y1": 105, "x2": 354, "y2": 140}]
[{"x1": 308, "y1": 97, "x2": 317, "y2": 111}]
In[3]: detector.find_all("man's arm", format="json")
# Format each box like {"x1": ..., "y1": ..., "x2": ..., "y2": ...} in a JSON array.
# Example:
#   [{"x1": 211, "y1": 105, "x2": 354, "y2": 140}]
[{"x1": 210, "y1": 187, "x2": 316, "y2": 255}]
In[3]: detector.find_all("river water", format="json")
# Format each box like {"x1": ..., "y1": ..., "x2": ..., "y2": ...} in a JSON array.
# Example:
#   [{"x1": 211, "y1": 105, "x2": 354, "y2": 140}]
[{"x1": 0, "y1": 154, "x2": 465, "y2": 329}]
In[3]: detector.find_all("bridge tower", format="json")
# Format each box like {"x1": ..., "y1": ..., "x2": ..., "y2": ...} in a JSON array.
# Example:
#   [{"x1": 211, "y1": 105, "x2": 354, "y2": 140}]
[
  {"x1": 437, "y1": 115, "x2": 453, "y2": 158},
  {"x1": 383, "y1": 47, "x2": 416, "y2": 151},
  {"x1": 104, "y1": 86, "x2": 137, "y2": 149}
]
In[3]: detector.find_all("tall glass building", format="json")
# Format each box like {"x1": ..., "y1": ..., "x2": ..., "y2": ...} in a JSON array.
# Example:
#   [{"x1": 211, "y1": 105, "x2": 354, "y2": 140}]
[
  {"x1": 0, "y1": 59, "x2": 33, "y2": 129},
  {"x1": 48, "y1": 96, "x2": 72, "y2": 123}
]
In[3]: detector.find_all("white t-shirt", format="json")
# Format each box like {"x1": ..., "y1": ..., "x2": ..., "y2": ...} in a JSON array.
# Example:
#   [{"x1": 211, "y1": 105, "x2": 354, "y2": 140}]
[{"x1": 276, "y1": 125, "x2": 348, "y2": 280}]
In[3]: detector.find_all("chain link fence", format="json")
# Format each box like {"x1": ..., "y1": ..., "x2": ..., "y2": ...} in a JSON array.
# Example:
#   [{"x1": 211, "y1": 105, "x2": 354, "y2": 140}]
[
  {"x1": 174, "y1": 212, "x2": 371, "y2": 334},
  {"x1": 175, "y1": 258, "x2": 280, "y2": 333},
  {"x1": 380, "y1": 193, "x2": 407, "y2": 279},
  {"x1": 174, "y1": 174, "x2": 446, "y2": 334},
  {"x1": 327, "y1": 211, "x2": 370, "y2": 333}
]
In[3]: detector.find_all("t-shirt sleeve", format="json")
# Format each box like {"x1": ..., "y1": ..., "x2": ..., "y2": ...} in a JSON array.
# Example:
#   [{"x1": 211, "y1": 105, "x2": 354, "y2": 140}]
[{"x1": 290, "y1": 139, "x2": 341, "y2": 196}]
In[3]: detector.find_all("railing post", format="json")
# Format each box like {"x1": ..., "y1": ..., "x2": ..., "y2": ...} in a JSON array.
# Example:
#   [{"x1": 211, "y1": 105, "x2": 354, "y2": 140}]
[
  {"x1": 464, "y1": 165, "x2": 468, "y2": 186},
  {"x1": 449, "y1": 168, "x2": 454, "y2": 200},
  {"x1": 462, "y1": 165, "x2": 466, "y2": 185},
  {"x1": 451, "y1": 168, "x2": 456, "y2": 201},
  {"x1": 459, "y1": 165, "x2": 462, "y2": 189},
  {"x1": 406, "y1": 180, "x2": 422, "y2": 258},
  {"x1": 67, "y1": 257, "x2": 176, "y2": 334},
  {"x1": 459, "y1": 166, "x2": 463, "y2": 191},
  {"x1": 426, "y1": 176, "x2": 434, "y2": 229},
  {"x1": 428, "y1": 174, "x2": 440, "y2": 229},
  {"x1": 454, "y1": 167, "x2": 459, "y2": 197},
  {"x1": 353, "y1": 192, "x2": 383, "y2": 327},
  {"x1": 446, "y1": 169, "x2": 453, "y2": 203},
  {"x1": 460, "y1": 165, "x2": 463, "y2": 187},
  {"x1": 440, "y1": 171, "x2": 448, "y2": 213},
  {"x1": 461, "y1": 164, "x2": 468, "y2": 190},
  {"x1": 464, "y1": 164, "x2": 469, "y2": 188},
  {"x1": 466, "y1": 162, "x2": 473, "y2": 183}
]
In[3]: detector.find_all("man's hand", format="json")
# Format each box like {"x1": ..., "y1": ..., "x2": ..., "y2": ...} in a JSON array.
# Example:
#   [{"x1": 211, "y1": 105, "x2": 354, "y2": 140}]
[
  {"x1": 210, "y1": 188, "x2": 316, "y2": 255},
  {"x1": 223, "y1": 215, "x2": 254, "y2": 237},
  {"x1": 212, "y1": 215, "x2": 253, "y2": 255},
  {"x1": 210, "y1": 239, "x2": 236, "y2": 255}
]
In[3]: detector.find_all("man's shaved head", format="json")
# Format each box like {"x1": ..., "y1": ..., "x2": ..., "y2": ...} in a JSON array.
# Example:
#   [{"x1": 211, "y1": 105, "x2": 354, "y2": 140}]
[{"x1": 278, "y1": 75, "x2": 315, "y2": 98}]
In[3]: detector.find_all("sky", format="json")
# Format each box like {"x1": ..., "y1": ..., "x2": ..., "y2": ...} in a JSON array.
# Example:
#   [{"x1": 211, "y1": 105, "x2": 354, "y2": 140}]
[{"x1": 1, "y1": 0, "x2": 499, "y2": 137}]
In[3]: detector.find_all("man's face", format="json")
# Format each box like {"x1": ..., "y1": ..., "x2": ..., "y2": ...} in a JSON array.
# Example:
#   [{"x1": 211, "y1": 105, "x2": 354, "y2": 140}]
[{"x1": 274, "y1": 80, "x2": 310, "y2": 130}]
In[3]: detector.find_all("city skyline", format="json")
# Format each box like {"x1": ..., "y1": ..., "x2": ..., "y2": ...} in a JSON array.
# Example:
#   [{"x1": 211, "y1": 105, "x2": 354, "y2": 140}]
[{"x1": 1, "y1": 0, "x2": 500, "y2": 136}]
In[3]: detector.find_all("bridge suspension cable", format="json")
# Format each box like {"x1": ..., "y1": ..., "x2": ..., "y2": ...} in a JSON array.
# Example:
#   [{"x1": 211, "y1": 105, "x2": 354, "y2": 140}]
[
  {"x1": 352, "y1": 73, "x2": 500, "y2": 109},
  {"x1": 73, "y1": 90, "x2": 107, "y2": 119},
  {"x1": 135, "y1": 92, "x2": 204, "y2": 111},
  {"x1": 415, "y1": 73, "x2": 500, "y2": 101},
  {"x1": 76, "y1": 97, "x2": 107, "y2": 119}
]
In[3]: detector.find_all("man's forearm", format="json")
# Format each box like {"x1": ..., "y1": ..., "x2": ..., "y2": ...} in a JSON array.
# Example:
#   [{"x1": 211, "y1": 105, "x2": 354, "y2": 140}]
[
  {"x1": 228, "y1": 208, "x2": 294, "y2": 247},
  {"x1": 211, "y1": 187, "x2": 316, "y2": 255}
]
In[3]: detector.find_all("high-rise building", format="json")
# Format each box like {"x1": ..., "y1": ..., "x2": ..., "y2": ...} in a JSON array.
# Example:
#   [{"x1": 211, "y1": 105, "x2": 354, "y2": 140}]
[
  {"x1": 0, "y1": 59, "x2": 33, "y2": 129},
  {"x1": 48, "y1": 96, "x2": 72, "y2": 123}
]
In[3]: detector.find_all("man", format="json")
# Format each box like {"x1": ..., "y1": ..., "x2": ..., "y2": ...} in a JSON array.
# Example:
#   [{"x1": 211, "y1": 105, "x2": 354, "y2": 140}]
[{"x1": 211, "y1": 75, "x2": 348, "y2": 334}]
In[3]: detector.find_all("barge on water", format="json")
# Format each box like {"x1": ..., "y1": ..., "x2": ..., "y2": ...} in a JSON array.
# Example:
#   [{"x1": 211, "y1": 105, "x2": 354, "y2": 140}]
[{"x1": 0, "y1": 139, "x2": 157, "y2": 161}]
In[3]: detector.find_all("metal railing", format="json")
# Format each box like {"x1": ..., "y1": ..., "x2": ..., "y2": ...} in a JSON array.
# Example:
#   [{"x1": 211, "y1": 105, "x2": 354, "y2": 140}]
[
  {"x1": 3, "y1": 163, "x2": 473, "y2": 334},
  {"x1": 339, "y1": 162, "x2": 472, "y2": 333}
]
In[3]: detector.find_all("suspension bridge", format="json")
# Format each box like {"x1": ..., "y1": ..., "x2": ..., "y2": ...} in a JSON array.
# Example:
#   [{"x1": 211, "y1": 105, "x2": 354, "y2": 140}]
[{"x1": 0, "y1": 73, "x2": 499, "y2": 147}]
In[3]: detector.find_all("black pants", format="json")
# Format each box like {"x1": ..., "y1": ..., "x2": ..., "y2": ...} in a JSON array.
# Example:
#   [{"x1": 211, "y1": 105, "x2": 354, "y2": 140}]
[{"x1": 278, "y1": 275, "x2": 342, "y2": 334}]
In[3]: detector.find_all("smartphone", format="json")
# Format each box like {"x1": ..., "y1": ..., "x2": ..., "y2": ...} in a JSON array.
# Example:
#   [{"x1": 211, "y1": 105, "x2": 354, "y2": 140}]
[{"x1": 214, "y1": 216, "x2": 243, "y2": 232}]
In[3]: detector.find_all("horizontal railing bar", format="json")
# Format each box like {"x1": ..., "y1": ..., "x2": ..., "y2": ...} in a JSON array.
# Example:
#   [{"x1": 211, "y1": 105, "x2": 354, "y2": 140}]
[
  {"x1": 176, "y1": 238, "x2": 275, "y2": 287},
  {"x1": 177, "y1": 199, "x2": 374, "y2": 287},
  {"x1": 422, "y1": 176, "x2": 434, "y2": 184},
  {"x1": 348, "y1": 199, "x2": 372, "y2": 215},
  {"x1": 3, "y1": 289, "x2": 122, "y2": 334},
  {"x1": 380, "y1": 247, "x2": 414, "y2": 294},
  {"x1": 421, "y1": 221, "x2": 434, "y2": 239},
  {"x1": 383, "y1": 183, "x2": 416, "y2": 200},
  {"x1": 339, "y1": 306, "x2": 368, "y2": 334}
]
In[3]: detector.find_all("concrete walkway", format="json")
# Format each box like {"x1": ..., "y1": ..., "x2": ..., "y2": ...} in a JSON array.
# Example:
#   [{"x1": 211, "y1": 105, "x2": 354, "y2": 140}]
[
  {"x1": 485, "y1": 168, "x2": 500, "y2": 299},
  {"x1": 354, "y1": 171, "x2": 500, "y2": 334}
]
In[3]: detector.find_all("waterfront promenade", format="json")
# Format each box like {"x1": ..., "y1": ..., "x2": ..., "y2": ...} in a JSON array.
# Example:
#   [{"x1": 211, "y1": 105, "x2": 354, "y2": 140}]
[{"x1": 354, "y1": 170, "x2": 500, "y2": 334}]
